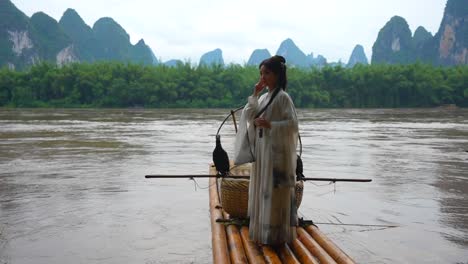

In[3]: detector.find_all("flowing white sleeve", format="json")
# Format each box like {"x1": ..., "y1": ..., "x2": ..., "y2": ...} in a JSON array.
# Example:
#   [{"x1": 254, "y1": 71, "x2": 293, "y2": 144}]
[{"x1": 233, "y1": 95, "x2": 260, "y2": 165}]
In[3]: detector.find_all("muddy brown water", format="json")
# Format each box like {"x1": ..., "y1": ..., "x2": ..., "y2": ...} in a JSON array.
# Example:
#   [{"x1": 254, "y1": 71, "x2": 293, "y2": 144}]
[{"x1": 0, "y1": 108, "x2": 467, "y2": 263}]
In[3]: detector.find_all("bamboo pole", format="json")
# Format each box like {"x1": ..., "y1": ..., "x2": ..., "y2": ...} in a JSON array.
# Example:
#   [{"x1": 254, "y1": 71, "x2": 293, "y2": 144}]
[
  {"x1": 239, "y1": 227, "x2": 266, "y2": 264},
  {"x1": 223, "y1": 213, "x2": 248, "y2": 264},
  {"x1": 231, "y1": 109, "x2": 238, "y2": 133},
  {"x1": 209, "y1": 174, "x2": 230, "y2": 264},
  {"x1": 290, "y1": 238, "x2": 319, "y2": 264},
  {"x1": 262, "y1": 246, "x2": 282, "y2": 264},
  {"x1": 297, "y1": 227, "x2": 337, "y2": 264},
  {"x1": 305, "y1": 225, "x2": 356, "y2": 264},
  {"x1": 278, "y1": 243, "x2": 301, "y2": 264},
  {"x1": 146, "y1": 174, "x2": 371, "y2": 182}
]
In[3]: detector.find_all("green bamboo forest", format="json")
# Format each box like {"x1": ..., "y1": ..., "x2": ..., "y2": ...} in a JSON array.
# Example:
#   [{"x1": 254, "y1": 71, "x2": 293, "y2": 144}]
[{"x1": 0, "y1": 62, "x2": 467, "y2": 108}]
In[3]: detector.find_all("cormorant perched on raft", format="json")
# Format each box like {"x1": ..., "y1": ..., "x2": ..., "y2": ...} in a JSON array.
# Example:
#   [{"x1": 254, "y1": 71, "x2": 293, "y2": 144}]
[{"x1": 213, "y1": 135, "x2": 230, "y2": 176}]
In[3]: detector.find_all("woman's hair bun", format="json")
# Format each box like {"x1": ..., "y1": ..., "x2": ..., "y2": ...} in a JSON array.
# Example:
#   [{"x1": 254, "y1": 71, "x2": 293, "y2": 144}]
[{"x1": 273, "y1": 55, "x2": 286, "y2": 64}]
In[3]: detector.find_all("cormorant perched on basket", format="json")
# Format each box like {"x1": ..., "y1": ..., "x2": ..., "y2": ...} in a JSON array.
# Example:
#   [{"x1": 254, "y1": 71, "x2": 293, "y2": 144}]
[{"x1": 213, "y1": 135, "x2": 230, "y2": 176}]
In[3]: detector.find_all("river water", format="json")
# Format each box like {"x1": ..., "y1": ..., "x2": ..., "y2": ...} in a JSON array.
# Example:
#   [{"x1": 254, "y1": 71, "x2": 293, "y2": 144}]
[{"x1": 0, "y1": 108, "x2": 467, "y2": 264}]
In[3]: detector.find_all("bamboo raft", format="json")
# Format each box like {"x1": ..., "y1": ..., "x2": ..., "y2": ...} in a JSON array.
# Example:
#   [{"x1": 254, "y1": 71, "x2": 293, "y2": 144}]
[{"x1": 209, "y1": 163, "x2": 356, "y2": 264}]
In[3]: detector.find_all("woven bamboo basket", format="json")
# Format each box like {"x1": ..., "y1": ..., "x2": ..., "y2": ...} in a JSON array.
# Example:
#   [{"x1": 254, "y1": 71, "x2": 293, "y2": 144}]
[{"x1": 219, "y1": 165, "x2": 304, "y2": 218}]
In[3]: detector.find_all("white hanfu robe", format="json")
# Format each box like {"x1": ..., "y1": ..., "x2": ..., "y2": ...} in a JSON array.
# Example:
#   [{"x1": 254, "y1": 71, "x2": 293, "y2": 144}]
[{"x1": 234, "y1": 87, "x2": 299, "y2": 245}]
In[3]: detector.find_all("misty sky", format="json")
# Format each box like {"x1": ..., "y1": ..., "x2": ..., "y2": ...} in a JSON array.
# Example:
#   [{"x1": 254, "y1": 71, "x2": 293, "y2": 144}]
[{"x1": 12, "y1": 0, "x2": 447, "y2": 64}]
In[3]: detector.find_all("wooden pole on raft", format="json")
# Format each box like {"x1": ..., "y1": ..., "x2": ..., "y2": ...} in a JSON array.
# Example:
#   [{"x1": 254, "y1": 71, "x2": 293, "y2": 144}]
[
  {"x1": 209, "y1": 175, "x2": 231, "y2": 264},
  {"x1": 146, "y1": 174, "x2": 371, "y2": 182},
  {"x1": 304, "y1": 225, "x2": 356, "y2": 264}
]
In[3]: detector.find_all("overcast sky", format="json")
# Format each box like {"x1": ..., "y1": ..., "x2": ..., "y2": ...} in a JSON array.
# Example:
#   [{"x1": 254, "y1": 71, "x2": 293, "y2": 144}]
[{"x1": 12, "y1": 0, "x2": 447, "y2": 64}]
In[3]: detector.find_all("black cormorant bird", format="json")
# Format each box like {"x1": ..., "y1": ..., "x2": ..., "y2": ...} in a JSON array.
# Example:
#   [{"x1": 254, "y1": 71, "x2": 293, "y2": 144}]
[{"x1": 213, "y1": 135, "x2": 230, "y2": 176}]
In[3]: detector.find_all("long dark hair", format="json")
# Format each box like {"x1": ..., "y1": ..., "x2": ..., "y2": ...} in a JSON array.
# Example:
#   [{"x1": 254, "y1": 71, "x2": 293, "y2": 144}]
[{"x1": 259, "y1": 55, "x2": 287, "y2": 90}]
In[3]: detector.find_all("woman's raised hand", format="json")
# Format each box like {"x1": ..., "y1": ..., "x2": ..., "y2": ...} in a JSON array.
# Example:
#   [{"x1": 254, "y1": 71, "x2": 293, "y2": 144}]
[{"x1": 253, "y1": 79, "x2": 266, "y2": 96}]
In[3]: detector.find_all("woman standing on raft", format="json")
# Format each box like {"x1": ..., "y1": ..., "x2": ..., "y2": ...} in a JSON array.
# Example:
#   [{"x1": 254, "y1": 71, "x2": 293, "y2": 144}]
[{"x1": 234, "y1": 55, "x2": 299, "y2": 245}]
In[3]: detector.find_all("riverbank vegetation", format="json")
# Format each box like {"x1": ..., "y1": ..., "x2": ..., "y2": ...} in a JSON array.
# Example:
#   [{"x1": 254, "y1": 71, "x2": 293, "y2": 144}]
[{"x1": 0, "y1": 62, "x2": 467, "y2": 108}]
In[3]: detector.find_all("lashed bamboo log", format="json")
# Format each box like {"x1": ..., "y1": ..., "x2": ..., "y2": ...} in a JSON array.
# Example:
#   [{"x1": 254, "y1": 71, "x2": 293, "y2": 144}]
[
  {"x1": 240, "y1": 227, "x2": 266, "y2": 264},
  {"x1": 305, "y1": 225, "x2": 356, "y2": 264},
  {"x1": 209, "y1": 175, "x2": 230, "y2": 264},
  {"x1": 262, "y1": 246, "x2": 282, "y2": 264},
  {"x1": 297, "y1": 227, "x2": 337, "y2": 264},
  {"x1": 290, "y1": 238, "x2": 319, "y2": 264},
  {"x1": 223, "y1": 212, "x2": 248, "y2": 263},
  {"x1": 278, "y1": 243, "x2": 301, "y2": 264}
]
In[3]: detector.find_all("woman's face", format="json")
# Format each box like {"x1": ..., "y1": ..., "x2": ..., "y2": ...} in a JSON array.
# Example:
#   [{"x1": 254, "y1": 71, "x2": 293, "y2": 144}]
[{"x1": 259, "y1": 65, "x2": 278, "y2": 89}]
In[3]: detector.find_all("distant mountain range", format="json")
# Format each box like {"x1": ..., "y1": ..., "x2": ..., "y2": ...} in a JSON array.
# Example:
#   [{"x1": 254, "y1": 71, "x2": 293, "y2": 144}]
[
  {"x1": 372, "y1": 0, "x2": 467, "y2": 66},
  {"x1": 0, "y1": 0, "x2": 466, "y2": 70},
  {"x1": 0, "y1": 0, "x2": 157, "y2": 70}
]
